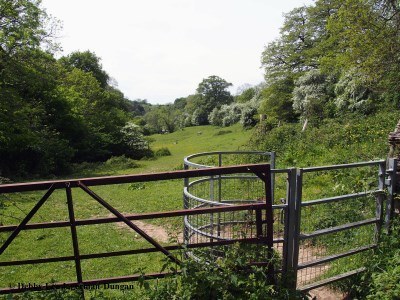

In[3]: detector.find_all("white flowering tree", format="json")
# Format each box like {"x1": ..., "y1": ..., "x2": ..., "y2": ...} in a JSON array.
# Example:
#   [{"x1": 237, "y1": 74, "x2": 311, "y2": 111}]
[
  {"x1": 120, "y1": 122, "x2": 149, "y2": 158},
  {"x1": 292, "y1": 69, "x2": 334, "y2": 130}
]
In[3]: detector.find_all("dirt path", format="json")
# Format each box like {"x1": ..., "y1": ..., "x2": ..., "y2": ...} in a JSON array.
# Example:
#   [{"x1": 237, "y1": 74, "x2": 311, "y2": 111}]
[{"x1": 297, "y1": 245, "x2": 345, "y2": 299}]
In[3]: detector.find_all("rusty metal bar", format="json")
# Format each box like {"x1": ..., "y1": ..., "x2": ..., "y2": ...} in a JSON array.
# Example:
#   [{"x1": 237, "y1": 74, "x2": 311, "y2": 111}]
[
  {"x1": 0, "y1": 203, "x2": 267, "y2": 232},
  {"x1": 78, "y1": 182, "x2": 181, "y2": 265},
  {"x1": 65, "y1": 184, "x2": 83, "y2": 283},
  {"x1": 248, "y1": 165, "x2": 274, "y2": 282},
  {"x1": 0, "y1": 164, "x2": 270, "y2": 193},
  {"x1": 0, "y1": 185, "x2": 55, "y2": 255},
  {"x1": 0, "y1": 237, "x2": 261, "y2": 267},
  {"x1": 263, "y1": 166, "x2": 275, "y2": 283},
  {"x1": 255, "y1": 208, "x2": 263, "y2": 238}
]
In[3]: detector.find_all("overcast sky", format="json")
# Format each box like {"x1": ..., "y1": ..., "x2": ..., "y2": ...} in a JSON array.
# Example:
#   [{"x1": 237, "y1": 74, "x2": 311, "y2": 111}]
[{"x1": 41, "y1": 0, "x2": 314, "y2": 104}]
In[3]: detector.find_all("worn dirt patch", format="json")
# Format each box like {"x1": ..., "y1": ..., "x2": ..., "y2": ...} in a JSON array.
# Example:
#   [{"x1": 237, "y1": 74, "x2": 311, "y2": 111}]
[
  {"x1": 111, "y1": 214, "x2": 182, "y2": 243},
  {"x1": 115, "y1": 219, "x2": 170, "y2": 243},
  {"x1": 297, "y1": 245, "x2": 345, "y2": 299},
  {"x1": 308, "y1": 287, "x2": 345, "y2": 300}
]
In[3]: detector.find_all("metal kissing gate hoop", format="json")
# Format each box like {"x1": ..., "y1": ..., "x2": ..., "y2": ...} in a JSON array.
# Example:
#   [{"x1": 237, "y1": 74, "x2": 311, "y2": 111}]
[{"x1": 183, "y1": 151, "x2": 275, "y2": 260}]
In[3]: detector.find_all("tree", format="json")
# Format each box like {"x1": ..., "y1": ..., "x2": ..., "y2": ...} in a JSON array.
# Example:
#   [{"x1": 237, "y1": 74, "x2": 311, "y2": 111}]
[
  {"x1": 322, "y1": 0, "x2": 400, "y2": 102},
  {"x1": 292, "y1": 69, "x2": 335, "y2": 130},
  {"x1": 261, "y1": 1, "x2": 342, "y2": 84},
  {"x1": 235, "y1": 87, "x2": 256, "y2": 103},
  {"x1": 120, "y1": 122, "x2": 151, "y2": 158},
  {"x1": 196, "y1": 75, "x2": 233, "y2": 114},
  {"x1": 173, "y1": 97, "x2": 187, "y2": 110},
  {"x1": 0, "y1": 0, "x2": 58, "y2": 56},
  {"x1": 334, "y1": 68, "x2": 375, "y2": 113},
  {"x1": 60, "y1": 51, "x2": 110, "y2": 88},
  {"x1": 258, "y1": 77, "x2": 298, "y2": 122}
]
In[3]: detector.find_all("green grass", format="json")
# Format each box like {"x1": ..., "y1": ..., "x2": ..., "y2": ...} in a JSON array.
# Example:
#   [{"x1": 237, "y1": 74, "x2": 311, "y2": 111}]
[
  {"x1": 1, "y1": 111, "x2": 399, "y2": 298},
  {"x1": 0, "y1": 123, "x2": 253, "y2": 297}
]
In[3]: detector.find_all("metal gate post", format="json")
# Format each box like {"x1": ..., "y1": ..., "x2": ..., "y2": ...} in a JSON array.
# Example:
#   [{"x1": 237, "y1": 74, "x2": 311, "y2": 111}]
[
  {"x1": 385, "y1": 158, "x2": 397, "y2": 231},
  {"x1": 290, "y1": 168, "x2": 303, "y2": 289},
  {"x1": 375, "y1": 162, "x2": 386, "y2": 241},
  {"x1": 282, "y1": 168, "x2": 298, "y2": 289}
]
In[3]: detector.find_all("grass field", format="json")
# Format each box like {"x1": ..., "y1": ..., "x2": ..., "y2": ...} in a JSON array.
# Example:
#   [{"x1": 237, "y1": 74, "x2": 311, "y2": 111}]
[
  {"x1": 0, "y1": 123, "x2": 253, "y2": 297},
  {"x1": 1, "y1": 112, "x2": 398, "y2": 298}
]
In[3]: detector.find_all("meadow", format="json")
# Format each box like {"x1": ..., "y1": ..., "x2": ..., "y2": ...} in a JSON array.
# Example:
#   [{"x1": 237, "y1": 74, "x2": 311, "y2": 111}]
[
  {"x1": 1, "y1": 111, "x2": 399, "y2": 299},
  {"x1": 0, "y1": 124, "x2": 253, "y2": 297}
]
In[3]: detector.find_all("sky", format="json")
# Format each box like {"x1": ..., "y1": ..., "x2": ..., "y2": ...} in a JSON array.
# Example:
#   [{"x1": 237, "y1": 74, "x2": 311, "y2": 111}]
[{"x1": 41, "y1": 0, "x2": 314, "y2": 104}]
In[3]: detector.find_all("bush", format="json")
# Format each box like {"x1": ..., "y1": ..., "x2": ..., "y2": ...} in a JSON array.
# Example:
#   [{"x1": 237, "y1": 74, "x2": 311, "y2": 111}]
[
  {"x1": 105, "y1": 155, "x2": 139, "y2": 169},
  {"x1": 135, "y1": 243, "x2": 308, "y2": 300},
  {"x1": 346, "y1": 221, "x2": 400, "y2": 299},
  {"x1": 121, "y1": 122, "x2": 150, "y2": 159},
  {"x1": 155, "y1": 147, "x2": 171, "y2": 157}
]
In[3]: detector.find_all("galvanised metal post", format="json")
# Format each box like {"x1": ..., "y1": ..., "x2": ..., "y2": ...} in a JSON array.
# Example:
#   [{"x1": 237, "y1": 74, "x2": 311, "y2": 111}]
[
  {"x1": 217, "y1": 153, "x2": 222, "y2": 237},
  {"x1": 282, "y1": 168, "x2": 297, "y2": 288},
  {"x1": 183, "y1": 163, "x2": 189, "y2": 246},
  {"x1": 375, "y1": 162, "x2": 386, "y2": 242},
  {"x1": 291, "y1": 168, "x2": 303, "y2": 290},
  {"x1": 385, "y1": 158, "x2": 397, "y2": 231}
]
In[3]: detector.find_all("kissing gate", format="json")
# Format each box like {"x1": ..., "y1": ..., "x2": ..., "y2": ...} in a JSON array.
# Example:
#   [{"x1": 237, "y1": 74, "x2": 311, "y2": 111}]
[{"x1": 0, "y1": 151, "x2": 397, "y2": 294}]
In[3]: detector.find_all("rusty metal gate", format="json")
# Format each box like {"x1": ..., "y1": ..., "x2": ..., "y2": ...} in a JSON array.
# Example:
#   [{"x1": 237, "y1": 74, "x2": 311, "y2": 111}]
[{"x1": 0, "y1": 164, "x2": 274, "y2": 294}]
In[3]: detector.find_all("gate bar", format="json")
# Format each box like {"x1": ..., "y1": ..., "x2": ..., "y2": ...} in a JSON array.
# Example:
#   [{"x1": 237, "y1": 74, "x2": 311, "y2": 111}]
[
  {"x1": 0, "y1": 203, "x2": 267, "y2": 232},
  {"x1": 0, "y1": 185, "x2": 55, "y2": 255},
  {"x1": 0, "y1": 164, "x2": 270, "y2": 193},
  {"x1": 65, "y1": 184, "x2": 83, "y2": 283},
  {"x1": 78, "y1": 182, "x2": 181, "y2": 265}
]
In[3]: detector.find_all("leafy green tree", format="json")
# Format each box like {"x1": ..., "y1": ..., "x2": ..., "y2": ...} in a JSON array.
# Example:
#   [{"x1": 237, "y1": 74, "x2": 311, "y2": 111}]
[
  {"x1": 58, "y1": 68, "x2": 130, "y2": 161},
  {"x1": 322, "y1": 0, "x2": 400, "y2": 102},
  {"x1": 261, "y1": 1, "x2": 341, "y2": 84},
  {"x1": 259, "y1": 77, "x2": 298, "y2": 122},
  {"x1": 235, "y1": 86, "x2": 256, "y2": 103},
  {"x1": 191, "y1": 107, "x2": 208, "y2": 126},
  {"x1": 173, "y1": 97, "x2": 187, "y2": 110},
  {"x1": 0, "y1": 0, "x2": 58, "y2": 56},
  {"x1": 261, "y1": 6, "x2": 314, "y2": 83},
  {"x1": 196, "y1": 75, "x2": 233, "y2": 114},
  {"x1": 120, "y1": 122, "x2": 151, "y2": 158},
  {"x1": 60, "y1": 50, "x2": 110, "y2": 88}
]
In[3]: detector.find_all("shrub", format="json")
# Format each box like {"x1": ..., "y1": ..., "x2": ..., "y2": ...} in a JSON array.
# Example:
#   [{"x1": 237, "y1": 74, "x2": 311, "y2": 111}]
[
  {"x1": 135, "y1": 243, "x2": 308, "y2": 300},
  {"x1": 105, "y1": 155, "x2": 139, "y2": 169},
  {"x1": 240, "y1": 105, "x2": 258, "y2": 128},
  {"x1": 155, "y1": 147, "x2": 171, "y2": 157},
  {"x1": 121, "y1": 122, "x2": 150, "y2": 159},
  {"x1": 346, "y1": 221, "x2": 400, "y2": 299}
]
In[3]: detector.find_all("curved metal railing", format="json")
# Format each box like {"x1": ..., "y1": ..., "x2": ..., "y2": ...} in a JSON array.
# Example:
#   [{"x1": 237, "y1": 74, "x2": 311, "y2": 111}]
[{"x1": 183, "y1": 151, "x2": 275, "y2": 248}]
